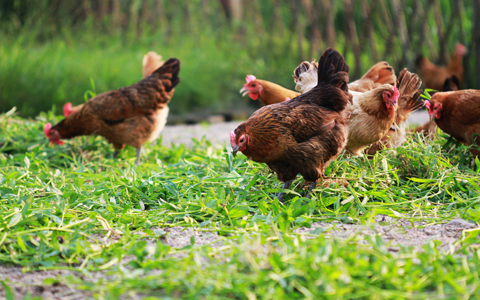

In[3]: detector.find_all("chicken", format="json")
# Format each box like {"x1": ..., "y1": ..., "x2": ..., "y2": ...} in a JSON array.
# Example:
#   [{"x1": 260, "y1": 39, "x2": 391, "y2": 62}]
[
  {"x1": 231, "y1": 48, "x2": 350, "y2": 202},
  {"x1": 294, "y1": 60, "x2": 396, "y2": 94},
  {"x1": 294, "y1": 59, "x2": 400, "y2": 156},
  {"x1": 44, "y1": 58, "x2": 181, "y2": 165},
  {"x1": 345, "y1": 84, "x2": 399, "y2": 155},
  {"x1": 64, "y1": 51, "x2": 165, "y2": 117},
  {"x1": 415, "y1": 43, "x2": 466, "y2": 91},
  {"x1": 239, "y1": 75, "x2": 300, "y2": 106},
  {"x1": 425, "y1": 90, "x2": 480, "y2": 158},
  {"x1": 365, "y1": 69, "x2": 423, "y2": 155}
]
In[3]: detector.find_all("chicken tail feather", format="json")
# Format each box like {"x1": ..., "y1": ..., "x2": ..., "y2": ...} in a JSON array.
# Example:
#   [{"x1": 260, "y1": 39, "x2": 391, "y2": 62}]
[
  {"x1": 396, "y1": 68, "x2": 424, "y2": 123},
  {"x1": 150, "y1": 58, "x2": 181, "y2": 92},
  {"x1": 316, "y1": 48, "x2": 350, "y2": 93}
]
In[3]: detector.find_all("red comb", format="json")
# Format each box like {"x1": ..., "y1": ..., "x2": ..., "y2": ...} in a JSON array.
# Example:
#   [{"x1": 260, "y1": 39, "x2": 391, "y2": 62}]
[
  {"x1": 44, "y1": 123, "x2": 52, "y2": 137},
  {"x1": 230, "y1": 131, "x2": 236, "y2": 146},
  {"x1": 245, "y1": 75, "x2": 256, "y2": 84},
  {"x1": 456, "y1": 43, "x2": 466, "y2": 56},
  {"x1": 425, "y1": 100, "x2": 431, "y2": 110},
  {"x1": 63, "y1": 103, "x2": 73, "y2": 117},
  {"x1": 392, "y1": 86, "x2": 400, "y2": 101}
]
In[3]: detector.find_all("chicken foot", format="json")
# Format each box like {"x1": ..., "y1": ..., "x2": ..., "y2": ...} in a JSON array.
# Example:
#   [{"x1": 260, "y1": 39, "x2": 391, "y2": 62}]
[{"x1": 277, "y1": 179, "x2": 294, "y2": 203}]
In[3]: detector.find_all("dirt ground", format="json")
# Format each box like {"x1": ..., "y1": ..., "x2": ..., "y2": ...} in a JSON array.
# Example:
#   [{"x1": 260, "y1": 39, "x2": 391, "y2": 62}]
[{"x1": 1, "y1": 215, "x2": 477, "y2": 299}]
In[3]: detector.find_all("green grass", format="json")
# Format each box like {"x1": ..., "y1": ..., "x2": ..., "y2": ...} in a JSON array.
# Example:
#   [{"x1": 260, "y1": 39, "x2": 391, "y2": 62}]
[{"x1": 1, "y1": 108, "x2": 480, "y2": 299}]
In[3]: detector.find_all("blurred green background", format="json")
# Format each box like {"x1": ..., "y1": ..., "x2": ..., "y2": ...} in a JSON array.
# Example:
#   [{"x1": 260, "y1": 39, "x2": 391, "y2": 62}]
[{"x1": 0, "y1": 0, "x2": 477, "y2": 121}]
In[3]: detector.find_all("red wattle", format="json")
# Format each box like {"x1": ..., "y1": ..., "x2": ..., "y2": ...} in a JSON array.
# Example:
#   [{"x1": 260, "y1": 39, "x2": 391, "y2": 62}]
[{"x1": 249, "y1": 93, "x2": 259, "y2": 100}]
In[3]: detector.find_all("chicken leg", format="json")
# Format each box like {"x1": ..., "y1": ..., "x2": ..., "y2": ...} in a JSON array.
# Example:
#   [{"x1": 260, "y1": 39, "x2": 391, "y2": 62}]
[
  {"x1": 113, "y1": 149, "x2": 121, "y2": 159},
  {"x1": 277, "y1": 179, "x2": 294, "y2": 203},
  {"x1": 135, "y1": 147, "x2": 142, "y2": 165},
  {"x1": 306, "y1": 180, "x2": 318, "y2": 199}
]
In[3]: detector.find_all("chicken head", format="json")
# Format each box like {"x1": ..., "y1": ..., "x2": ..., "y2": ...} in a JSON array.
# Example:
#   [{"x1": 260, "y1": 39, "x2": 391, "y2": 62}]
[
  {"x1": 240, "y1": 75, "x2": 263, "y2": 100},
  {"x1": 383, "y1": 86, "x2": 399, "y2": 110},
  {"x1": 425, "y1": 100, "x2": 442, "y2": 120},
  {"x1": 44, "y1": 123, "x2": 64, "y2": 145}
]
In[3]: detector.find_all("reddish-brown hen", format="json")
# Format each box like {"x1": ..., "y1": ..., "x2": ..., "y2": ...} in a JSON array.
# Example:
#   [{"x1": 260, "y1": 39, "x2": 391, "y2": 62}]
[
  {"x1": 231, "y1": 48, "x2": 350, "y2": 201},
  {"x1": 44, "y1": 58, "x2": 180, "y2": 164},
  {"x1": 239, "y1": 75, "x2": 300, "y2": 106},
  {"x1": 425, "y1": 90, "x2": 480, "y2": 158},
  {"x1": 416, "y1": 43, "x2": 466, "y2": 91}
]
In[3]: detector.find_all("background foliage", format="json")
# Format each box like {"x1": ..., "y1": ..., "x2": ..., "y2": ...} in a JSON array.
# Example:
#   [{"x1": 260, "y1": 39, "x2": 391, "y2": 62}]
[{"x1": 0, "y1": 0, "x2": 478, "y2": 118}]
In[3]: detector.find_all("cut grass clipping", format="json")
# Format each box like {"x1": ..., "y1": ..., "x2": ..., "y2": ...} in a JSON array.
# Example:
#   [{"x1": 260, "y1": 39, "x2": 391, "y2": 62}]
[{"x1": 1, "y1": 107, "x2": 480, "y2": 299}]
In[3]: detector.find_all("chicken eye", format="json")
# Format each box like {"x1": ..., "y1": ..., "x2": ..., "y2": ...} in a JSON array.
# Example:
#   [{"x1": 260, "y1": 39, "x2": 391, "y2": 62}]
[
  {"x1": 239, "y1": 137, "x2": 245, "y2": 143},
  {"x1": 251, "y1": 84, "x2": 256, "y2": 87}
]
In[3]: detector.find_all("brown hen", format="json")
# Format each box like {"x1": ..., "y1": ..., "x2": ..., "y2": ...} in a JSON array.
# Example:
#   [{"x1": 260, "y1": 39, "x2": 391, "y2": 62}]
[
  {"x1": 231, "y1": 48, "x2": 350, "y2": 202},
  {"x1": 425, "y1": 90, "x2": 480, "y2": 158},
  {"x1": 44, "y1": 58, "x2": 180, "y2": 165},
  {"x1": 416, "y1": 43, "x2": 466, "y2": 91}
]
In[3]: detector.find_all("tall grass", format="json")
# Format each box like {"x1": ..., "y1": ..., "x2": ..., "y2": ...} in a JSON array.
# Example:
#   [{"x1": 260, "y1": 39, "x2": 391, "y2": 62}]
[
  {"x1": 0, "y1": 0, "x2": 475, "y2": 118},
  {"x1": 1, "y1": 29, "x2": 300, "y2": 117}
]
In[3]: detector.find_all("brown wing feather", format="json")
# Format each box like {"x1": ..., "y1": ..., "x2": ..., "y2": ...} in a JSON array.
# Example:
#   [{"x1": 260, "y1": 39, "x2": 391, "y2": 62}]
[{"x1": 395, "y1": 68, "x2": 424, "y2": 124}]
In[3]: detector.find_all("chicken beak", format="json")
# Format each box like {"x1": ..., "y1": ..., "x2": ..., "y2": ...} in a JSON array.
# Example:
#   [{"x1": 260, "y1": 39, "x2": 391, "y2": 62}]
[
  {"x1": 239, "y1": 86, "x2": 249, "y2": 97},
  {"x1": 232, "y1": 146, "x2": 240, "y2": 157}
]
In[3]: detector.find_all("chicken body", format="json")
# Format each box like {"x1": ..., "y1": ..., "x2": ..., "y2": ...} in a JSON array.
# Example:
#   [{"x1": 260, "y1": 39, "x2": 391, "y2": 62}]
[
  {"x1": 64, "y1": 51, "x2": 165, "y2": 117},
  {"x1": 231, "y1": 48, "x2": 351, "y2": 201},
  {"x1": 240, "y1": 75, "x2": 300, "y2": 106},
  {"x1": 45, "y1": 58, "x2": 180, "y2": 164},
  {"x1": 426, "y1": 90, "x2": 480, "y2": 157},
  {"x1": 416, "y1": 43, "x2": 466, "y2": 91}
]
